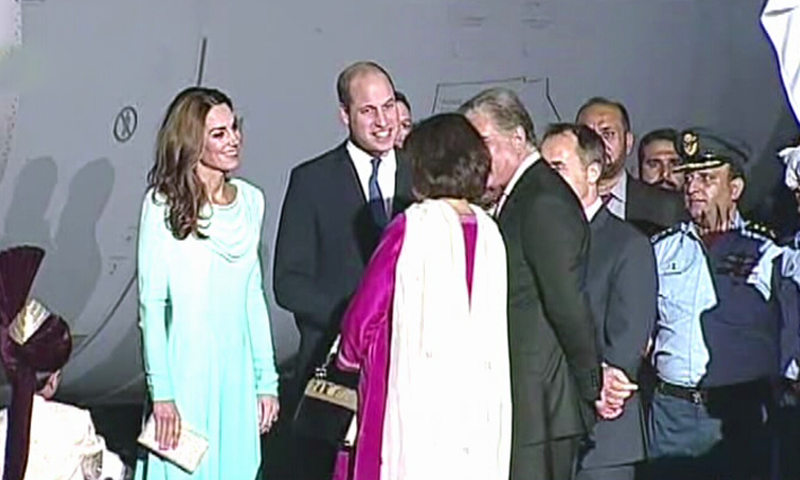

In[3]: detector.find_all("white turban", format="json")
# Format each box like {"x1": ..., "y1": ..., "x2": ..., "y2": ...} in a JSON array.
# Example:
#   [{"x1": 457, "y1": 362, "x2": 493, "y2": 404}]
[{"x1": 780, "y1": 146, "x2": 800, "y2": 190}]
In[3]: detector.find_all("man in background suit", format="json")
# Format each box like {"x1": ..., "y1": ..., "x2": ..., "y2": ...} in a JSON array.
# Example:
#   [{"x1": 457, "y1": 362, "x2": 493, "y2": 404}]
[
  {"x1": 638, "y1": 128, "x2": 684, "y2": 192},
  {"x1": 576, "y1": 97, "x2": 684, "y2": 236},
  {"x1": 460, "y1": 88, "x2": 611, "y2": 480},
  {"x1": 273, "y1": 60, "x2": 412, "y2": 480},
  {"x1": 394, "y1": 90, "x2": 413, "y2": 148},
  {"x1": 542, "y1": 123, "x2": 656, "y2": 480}
]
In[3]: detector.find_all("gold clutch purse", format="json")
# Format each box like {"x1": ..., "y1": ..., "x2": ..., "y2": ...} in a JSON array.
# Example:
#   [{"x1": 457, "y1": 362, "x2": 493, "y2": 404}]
[{"x1": 137, "y1": 415, "x2": 209, "y2": 473}]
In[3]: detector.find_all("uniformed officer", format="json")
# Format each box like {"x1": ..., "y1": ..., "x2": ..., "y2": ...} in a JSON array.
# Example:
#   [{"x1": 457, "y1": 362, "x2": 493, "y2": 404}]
[
  {"x1": 775, "y1": 140, "x2": 800, "y2": 479},
  {"x1": 645, "y1": 130, "x2": 800, "y2": 480}
]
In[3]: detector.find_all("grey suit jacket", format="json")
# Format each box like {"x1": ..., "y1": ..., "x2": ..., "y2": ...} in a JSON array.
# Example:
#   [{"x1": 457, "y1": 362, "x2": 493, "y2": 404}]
[{"x1": 580, "y1": 206, "x2": 657, "y2": 469}]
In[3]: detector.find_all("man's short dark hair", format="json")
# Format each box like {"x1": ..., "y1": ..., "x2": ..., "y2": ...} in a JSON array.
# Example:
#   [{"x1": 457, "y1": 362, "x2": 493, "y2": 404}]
[
  {"x1": 638, "y1": 128, "x2": 679, "y2": 165},
  {"x1": 336, "y1": 61, "x2": 395, "y2": 109},
  {"x1": 542, "y1": 123, "x2": 606, "y2": 172},
  {"x1": 576, "y1": 96, "x2": 631, "y2": 133},
  {"x1": 395, "y1": 91, "x2": 411, "y2": 114},
  {"x1": 405, "y1": 113, "x2": 490, "y2": 203}
]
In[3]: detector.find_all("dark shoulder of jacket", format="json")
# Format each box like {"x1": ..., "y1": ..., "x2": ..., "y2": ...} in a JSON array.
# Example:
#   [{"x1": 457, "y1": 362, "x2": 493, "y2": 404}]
[
  {"x1": 291, "y1": 141, "x2": 348, "y2": 175},
  {"x1": 536, "y1": 161, "x2": 582, "y2": 202},
  {"x1": 776, "y1": 230, "x2": 800, "y2": 248},
  {"x1": 608, "y1": 214, "x2": 650, "y2": 242},
  {"x1": 506, "y1": 161, "x2": 546, "y2": 200}
]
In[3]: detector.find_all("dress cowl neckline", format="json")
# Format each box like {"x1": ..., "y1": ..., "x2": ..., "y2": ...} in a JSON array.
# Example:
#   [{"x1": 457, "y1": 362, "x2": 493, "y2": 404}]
[{"x1": 198, "y1": 179, "x2": 260, "y2": 262}]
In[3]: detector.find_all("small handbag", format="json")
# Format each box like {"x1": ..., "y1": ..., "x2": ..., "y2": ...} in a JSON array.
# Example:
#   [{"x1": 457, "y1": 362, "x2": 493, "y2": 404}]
[
  {"x1": 293, "y1": 336, "x2": 359, "y2": 445},
  {"x1": 137, "y1": 415, "x2": 209, "y2": 473}
]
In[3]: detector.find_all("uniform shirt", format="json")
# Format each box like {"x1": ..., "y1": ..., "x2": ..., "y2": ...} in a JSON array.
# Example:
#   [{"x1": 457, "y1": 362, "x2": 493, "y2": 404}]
[{"x1": 652, "y1": 212, "x2": 800, "y2": 387}]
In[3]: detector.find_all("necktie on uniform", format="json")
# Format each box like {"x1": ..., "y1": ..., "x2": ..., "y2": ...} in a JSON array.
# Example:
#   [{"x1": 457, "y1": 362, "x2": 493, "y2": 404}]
[{"x1": 369, "y1": 157, "x2": 388, "y2": 228}]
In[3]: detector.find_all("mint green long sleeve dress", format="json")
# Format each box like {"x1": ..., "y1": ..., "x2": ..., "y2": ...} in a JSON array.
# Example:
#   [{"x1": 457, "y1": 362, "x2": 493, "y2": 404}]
[{"x1": 134, "y1": 178, "x2": 278, "y2": 480}]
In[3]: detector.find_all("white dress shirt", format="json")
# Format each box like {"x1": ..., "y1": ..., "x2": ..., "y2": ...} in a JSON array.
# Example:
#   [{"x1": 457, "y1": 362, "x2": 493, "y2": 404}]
[
  {"x1": 494, "y1": 150, "x2": 541, "y2": 216},
  {"x1": 584, "y1": 197, "x2": 603, "y2": 222},
  {"x1": 347, "y1": 140, "x2": 397, "y2": 214}
]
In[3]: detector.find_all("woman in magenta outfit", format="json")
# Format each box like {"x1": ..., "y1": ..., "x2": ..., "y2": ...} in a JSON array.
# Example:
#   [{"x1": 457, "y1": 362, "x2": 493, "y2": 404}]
[{"x1": 336, "y1": 113, "x2": 512, "y2": 480}]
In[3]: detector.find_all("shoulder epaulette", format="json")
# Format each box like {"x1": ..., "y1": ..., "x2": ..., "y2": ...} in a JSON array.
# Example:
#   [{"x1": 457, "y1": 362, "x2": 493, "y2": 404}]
[
  {"x1": 743, "y1": 221, "x2": 777, "y2": 241},
  {"x1": 650, "y1": 224, "x2": 681, "y2": 244}
]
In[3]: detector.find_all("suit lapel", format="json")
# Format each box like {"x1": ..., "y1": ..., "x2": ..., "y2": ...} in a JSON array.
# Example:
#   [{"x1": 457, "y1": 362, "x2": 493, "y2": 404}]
[
  {"x1": 497, "y1": 162, "x2": 540, "y2": 224},
  {"x1": 590, "y1": 206, "x2": 611, "y2": 233},
  {"x1": 624, "y1": 177, "x2": 633, "y2": 219},
  {"x1": 333, "y1": 142, "x2": 368, "y2": 210}
]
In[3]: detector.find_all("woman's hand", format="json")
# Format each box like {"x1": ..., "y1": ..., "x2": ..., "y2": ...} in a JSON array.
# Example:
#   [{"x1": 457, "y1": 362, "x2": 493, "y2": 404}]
[
  {"x1": 152, "y1": 401, "x2": 181, "y2": 450},
  {"x1": 257, "y1": 394, "x2": 280, "y2": 434}
]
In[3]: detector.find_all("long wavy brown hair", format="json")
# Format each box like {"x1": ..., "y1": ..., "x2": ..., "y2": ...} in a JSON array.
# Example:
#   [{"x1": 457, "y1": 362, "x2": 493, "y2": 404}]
[{"x1": 147, "y1": 87, "x2": 233, "y2": 240}]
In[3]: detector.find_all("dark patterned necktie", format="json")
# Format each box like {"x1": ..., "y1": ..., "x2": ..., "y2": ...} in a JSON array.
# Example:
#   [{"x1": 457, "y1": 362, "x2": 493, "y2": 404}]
[{"x1": 369, "y1": 157, "x2": 388, "y2": 228}]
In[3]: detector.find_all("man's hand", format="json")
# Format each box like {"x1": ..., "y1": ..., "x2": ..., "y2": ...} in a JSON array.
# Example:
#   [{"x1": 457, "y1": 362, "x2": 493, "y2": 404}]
[{"x1": 595, "y1": 364, "x2": 638, "y2": 420}]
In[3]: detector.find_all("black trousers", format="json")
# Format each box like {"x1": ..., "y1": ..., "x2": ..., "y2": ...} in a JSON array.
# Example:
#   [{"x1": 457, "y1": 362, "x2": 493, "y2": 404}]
[
  {"x1": 511, "y1": 436, "x2": 582, "y2": 480},
  {"x1": 575, "y1": 463, "x2": 635, "y2": 480}
]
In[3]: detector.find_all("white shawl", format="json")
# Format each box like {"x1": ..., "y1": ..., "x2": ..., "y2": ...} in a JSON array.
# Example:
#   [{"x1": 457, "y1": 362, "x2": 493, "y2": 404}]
[{"x1": 381, "y1": 199, "x2": 511, "y2": 480}]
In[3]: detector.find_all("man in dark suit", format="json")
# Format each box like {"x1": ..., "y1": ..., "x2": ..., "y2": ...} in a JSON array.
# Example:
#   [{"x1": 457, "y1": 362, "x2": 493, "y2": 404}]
[
  {"x1": 460, "y1": 88, "x2": 612, "y2": 480},
  {"x1": 272, "y1": 61, "x2": 412, "y2": 480},
  {"x1": 541, "y1": 123, "x2": 657, "y2": 480},
  {"x1": 576, "y1": 97, "x2": 684, "y2": 237}
]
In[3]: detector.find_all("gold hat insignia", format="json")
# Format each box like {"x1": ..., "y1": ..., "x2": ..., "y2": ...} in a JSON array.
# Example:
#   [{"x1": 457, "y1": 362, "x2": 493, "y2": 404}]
[
  {"x1": 683, "y1": 132, "x2": 699, "y2": 157},
  {"x1": 8, "y1": 298, "x2": 50, "y2": 345}
]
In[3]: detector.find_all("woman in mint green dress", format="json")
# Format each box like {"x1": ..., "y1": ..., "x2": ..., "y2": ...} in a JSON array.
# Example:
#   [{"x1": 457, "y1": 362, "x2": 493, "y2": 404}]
[{"x1": 135, "y1": 87, "x2": 279, "y2": 480}]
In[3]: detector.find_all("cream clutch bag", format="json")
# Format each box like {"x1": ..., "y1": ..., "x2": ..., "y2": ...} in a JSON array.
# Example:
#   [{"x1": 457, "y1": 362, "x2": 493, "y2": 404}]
[{"x1": 137, "y1": 415, "x2": 209, "y2": 473}]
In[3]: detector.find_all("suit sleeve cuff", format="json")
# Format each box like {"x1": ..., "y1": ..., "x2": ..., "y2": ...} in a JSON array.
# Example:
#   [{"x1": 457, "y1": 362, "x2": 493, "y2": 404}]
[
  {"x1": 786, "y1": 359, "x2": 799, "y2": 381},
  {"x1": 574, "y1": 366, "x2": 603, "y2": 401}
]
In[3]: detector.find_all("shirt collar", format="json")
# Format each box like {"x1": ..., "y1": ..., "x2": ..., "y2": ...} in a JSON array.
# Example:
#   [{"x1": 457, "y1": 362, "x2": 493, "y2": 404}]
[
  {"x1": 584, "y1": 197, "x2": 604, "y2": 221},
  {"x1": 683, "y1": 209, "x2": 746, "y2": 239},
  {"x1": 503, "y1": 150, "x2": 541, "y2": 199},
  {"x1": 346, "y1": 139, "x2": 396, "y2": 166},
  {"x1": 609, "y1": 169, "x2": 628, "y2": 202}
]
